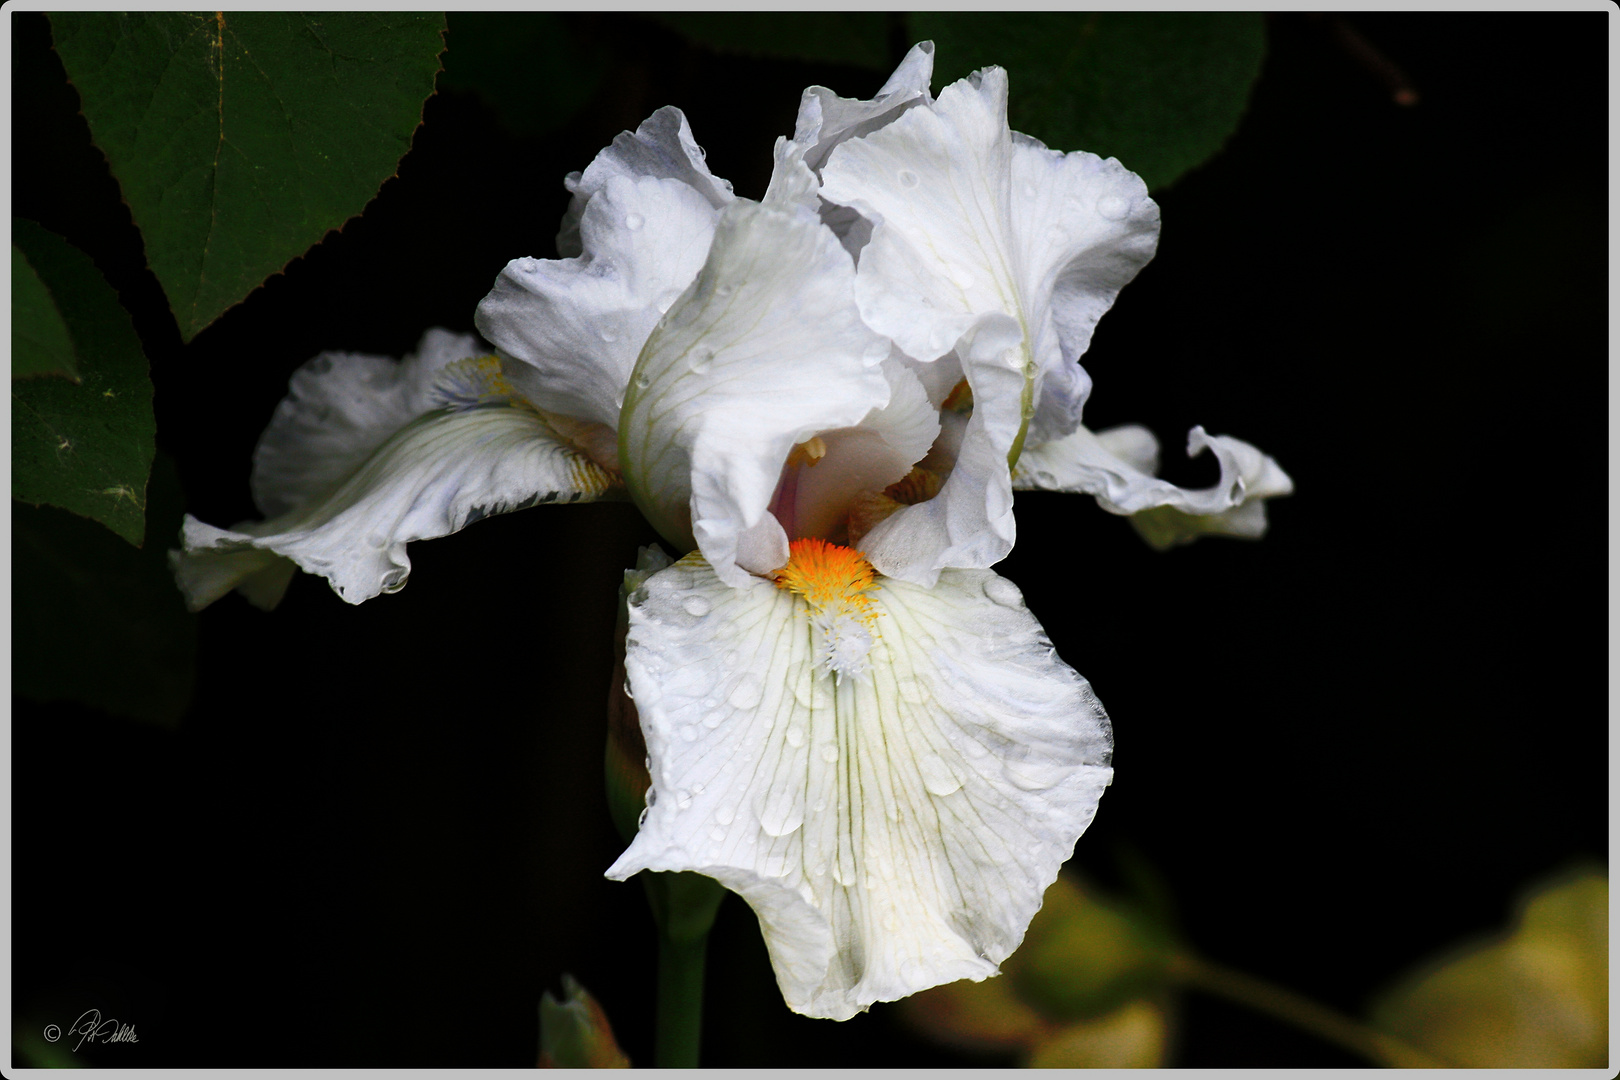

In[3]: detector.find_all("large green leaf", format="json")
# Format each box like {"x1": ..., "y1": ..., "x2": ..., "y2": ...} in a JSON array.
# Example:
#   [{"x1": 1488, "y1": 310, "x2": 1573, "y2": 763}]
[
  {"x1": 13, "y1": 454, "x2": 199, "y2": 727},
  {"x1": 909, "y1": 13, "x2": 1266, "y2": 191},
  {"x1": 12, "y1": 243, "x2": 81, "y2": 381},
  {"x1": 653, "y1": 13, "x2": 890, "y2": 70},
  {"x1": 50, "y1": 12, "x2": 446, "y2": 341},
  {"x1": 11, "y1": 219, "x2": 155, "y2": 545}
]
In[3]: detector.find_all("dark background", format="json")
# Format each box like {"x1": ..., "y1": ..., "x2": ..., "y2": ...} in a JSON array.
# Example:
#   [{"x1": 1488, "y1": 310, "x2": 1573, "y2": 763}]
[{"x1": 12, "y1": 12, "x2": 1607, "y2": 1067}]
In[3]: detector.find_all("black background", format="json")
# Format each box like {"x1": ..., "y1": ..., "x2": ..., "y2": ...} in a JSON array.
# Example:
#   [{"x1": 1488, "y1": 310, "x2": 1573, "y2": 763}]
[{"x1": 12, "y1": 12, "x2": 1607, "y2": 1067}]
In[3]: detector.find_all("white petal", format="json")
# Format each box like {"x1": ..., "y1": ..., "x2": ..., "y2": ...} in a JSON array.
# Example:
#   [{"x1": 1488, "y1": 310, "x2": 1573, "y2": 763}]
[
  {"x1": 251, "y1": 328, "x2": 482, "y2": 517},
  {"x1": 619, "y1": 199, "x2": 892, "y2": 586},
  {"x1": 779, "y1": 359, "x2": 940, "y2": 544},
  {"x1": 821, "y1": 68, "x2": 1158, "y2": 444},
  {"x1": 1014, "y1": 423, "x2": 1294, "y2": 548},
  {"x1": 856, "y1": 314, "x2": 1026, "y2": 585},
  {"x1": 607, "y1": 554, "x2": 1113, "y2": 1020},
  {"x1": 476, "y1": 172, "x2": 721, "y2": 431},
  {"x1": 794, "y1": 41, "x2": 936, "y2": 174},
  {"x1": 173, "y1": 392, "x2": 621, "y2": 609},
  {"x1": 556, "y1": 106, "x2": 735, "y2": 258}
]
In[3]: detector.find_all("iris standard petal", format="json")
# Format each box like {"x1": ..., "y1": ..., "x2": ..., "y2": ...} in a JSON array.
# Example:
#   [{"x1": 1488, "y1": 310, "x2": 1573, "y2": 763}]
[
  {"x1": 618, "y1": 199, "x2": 892, "y2": 586},
  {"x1": 606, "y1": 550, "x2": 1113, "y2": 1021},
  {"x1": 476, "y1": 172, "x2": 722, "y2": 431},
  {"x1": 821, "y1": 66, "x2": 1159, "y2": 444},
  {"x1": 171, "y1": 358, "x2": 622, "y2": 610},
  {"x1": 555, "y1": 105, "x2": 735, "y2": 258}
]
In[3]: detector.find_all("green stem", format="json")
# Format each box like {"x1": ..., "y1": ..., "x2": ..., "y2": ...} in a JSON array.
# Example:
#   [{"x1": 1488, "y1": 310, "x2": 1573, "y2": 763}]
[
  {"x1": 1171, "y1": 953, "x2": 1449, "y2": 1069},
  {"x1": 655, "y1": 931, "x2": 709, "y2": 1068}
]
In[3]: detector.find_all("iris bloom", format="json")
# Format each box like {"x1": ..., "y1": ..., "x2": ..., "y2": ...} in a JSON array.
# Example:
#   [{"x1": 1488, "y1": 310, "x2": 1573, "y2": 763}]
[{"x1": 172, "y1": 44, "x2": 1288, "y2": 1021}]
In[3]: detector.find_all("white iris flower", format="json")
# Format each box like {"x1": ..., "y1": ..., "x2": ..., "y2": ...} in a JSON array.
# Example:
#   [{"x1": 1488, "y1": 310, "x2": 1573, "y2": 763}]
[{"x1": 170, "y1": 42, "x2": 1288, "y2": 1022}]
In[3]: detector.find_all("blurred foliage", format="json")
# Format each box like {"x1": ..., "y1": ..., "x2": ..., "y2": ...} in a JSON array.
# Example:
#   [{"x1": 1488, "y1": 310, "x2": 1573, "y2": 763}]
[
  {"x1": 439, "y1": 13, "x2": 606, "y2": 139},
  {"x1": 911, "y1": 13, "x2": 1266, "y2": 191},
  {"x1": 12, "y1": 242, "x2": 81, "y2": 381},
  {"x1": 11, "y1": 220, "x2": 155, "y2": 544},
  {"x1": 539, "y1": 974, "x2": 630, "y2": 1068},
  {"x1": 900, "y1": 873, "x2": 1177, "y2": 1066},
  {"x1": 13, "y1": 454, "x2": 199, "y2": 726},
  {"x1": 653, "y1": 13, "x2": 890, "y2": 70},
  {"x1": 50, "y1": 12, "x2": 447, "y2": 341},
  {"x1": 1370, "y1": 866, "x2": 1608, "y2": 1068}
]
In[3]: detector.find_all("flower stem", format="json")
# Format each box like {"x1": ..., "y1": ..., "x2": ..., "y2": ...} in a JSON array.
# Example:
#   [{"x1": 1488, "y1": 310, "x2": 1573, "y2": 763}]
[
  {"x1": 655, "y1": 930, "x2": 710, "y2": 1068},
  {"x1": 1170, "y1": 953, "x2": 1448, "y2": 1068}
]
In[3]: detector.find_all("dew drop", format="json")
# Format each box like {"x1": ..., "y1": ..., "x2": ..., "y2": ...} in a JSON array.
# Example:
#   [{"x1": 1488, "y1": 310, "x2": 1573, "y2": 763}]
[
  {"x1": 722, "y1": 650, "x2": 740, "y2": 668},
  {"x1": 715, "y1": 806, "x2": 735, "y2": 826},
  {"x1": 690, "y1": 347, "x2": 715, "y2": 374},
  {"x1": 813, "y1": 798, "x2": 827, "y2": 813},
  {"x1": 680, "y1": 724, "x2": 700, "y2": 743},
  {"x1": 919, "y1": 753, "x2": 962, "y2": 796},
  {"x1": 656, "y1": 288, "x2": 682, "y2": 314},
  {"x1": 600, "y1": 328, "x2": 618, "y2": 344},
  {"x1": 715, "y1": 283, "x2": 735, "y2": 298},
  {"x1": 727, "y1": 672, "x2": 765, "y2": 710},
  {"x1": 898, "y1": 169, "x2": 920, "y2": 188},
  {"x1": 759, "y1": 786, "x2": 804, "y2": 837},
  {"x1": 786, "y1": 725, "x2": 805, "y2": 749},
  {"x1": 622, "y1": 680, "x2": 635, "y2": 701},
  {"x1": 367, "y1": 531, "x2": 388, "y2": 548},
  {"x1": 638, "y1": 808, "x2": 649, "y2": 828},
  {"x1": 683, "y1": 594, "x2": 712, "y2": 617},
  {"x1": 820, "y1": 744, "x2": 839, "y2": 763},
  {"x1": 675, "y1": 788, "x2": 693, "y2": 809},
  {"x1": 1096, "y1": 194, "x2": 1131, "y2": 221},
  {"x1": 518, "y1": 257, "x2": 538, "y2": 274},
  {"x1": 963, "y1": 738, "x2": 989, "y2": 759},
  {"x1": 711, "y1": 827, "x2": 727, "y2": 842},
  {"x1": 634, "y1": 372, "x2": 651, "y2": 389},
  {"x1": 625, "y1": 212, "x2": 645, "y2": 230},
  {"x1": 614, "y1": 392, "x2": 625, "y2": 410},
  {"x1": 982, "y1": 577, "x2": 1023, "y2": 607}
]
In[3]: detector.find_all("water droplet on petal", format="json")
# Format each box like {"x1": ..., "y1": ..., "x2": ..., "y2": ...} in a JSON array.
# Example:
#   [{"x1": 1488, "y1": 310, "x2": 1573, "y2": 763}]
[
  {"x1": 1097, "y1": 194, "x2": 1131, "y2": 221},
  {"x1": 679, "y1": 724, "x2": 699, "y2": 743},
  {"x1": 625, "y1": 212, "x2": 645, "y2": 230},
  {"x1": 1023, "y1": 183, "x2": 1040, "y2": 199},
  {"x1": 727, "y1": 672, "x2": 764, "y2": 710},
  {"x1": 657, "y1": 288, "x2": 682, "y2": 314},
  {"x1": 683, "y1": 594, "x2": 712, "y2": 617},
  {"x1": 367, "y1": 531, "x2": 388, "y2": 548},
  {"x1": 715, "y1": 806, "x2": 735, "y2": 826},
  {"x1": 711, "y1": 827, "x2": 727, "y2": 841},
  {"x1": 715, "y1": 282, "x2": 734, "y2": 297},
  {"x1": 722, "y1": 650, "x2": 739, "y2": 668},
  {"x1": 634, "y1": 372, "x2": 651, "y2": 389},
  {"x1": 898, "y1": 169, "x2": 920, "y2": 188},
  {"x1": 690, "y1": 347, "x2": 715, "y2": 374},
  {"x1": 820, "y1": 744, "x2": 839, "y2": 763},
  {"x1": 786, "y1": 725, "x2": 805, "y2": 748},
  {"x1": 982, "y1": 577, "x2": 1023, "y2": 607},
  {"x1": 675, "y1": 788, "x2": 693, "y2": 809},
  {"x1": 760, "y1": 786, "x2": 804, "y2": 837},
  {"x1": 896, "y1": 675, "x2": 927, "y2": 705},
  {"x1": 517, "y1": 257, "x2": 538, "y2": 274},
  {"x1": 919, "y1": 753, "x2": 962, "y2": 796},
  {"x1": 600, "y1": 328, "x2": 618, "y2": 343}
]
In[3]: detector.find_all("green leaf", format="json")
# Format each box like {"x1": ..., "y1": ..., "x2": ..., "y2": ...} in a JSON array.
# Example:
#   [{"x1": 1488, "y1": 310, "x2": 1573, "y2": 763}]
[
  {"x1": 1370, "y1": 867, "x2": 1608, "y2": 1068},
  {"x1": 50, "y1": 12, "x2": 447, "y2": 341},
  {"x1": 11, "y1": 219, "x2": 155, "y2": 545},
  {"x1": 12, "y1": 243, "x2": 81, "y2": 381},
  {"x1": 439, "y1": 13, "x2": 606, "y2": 139},
  {"x1": 13, "y1": 453, "x2": 199, "y2": 727},
  {"x1": 908, "y1": 13, "x2": 1266, "y2": 191},
  {"x1": 539, "y1": 974, "x2": 631, "y2": 1068},
  {"x1": 653, "y1": 12, "x2": 891, "y2": 70}
]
